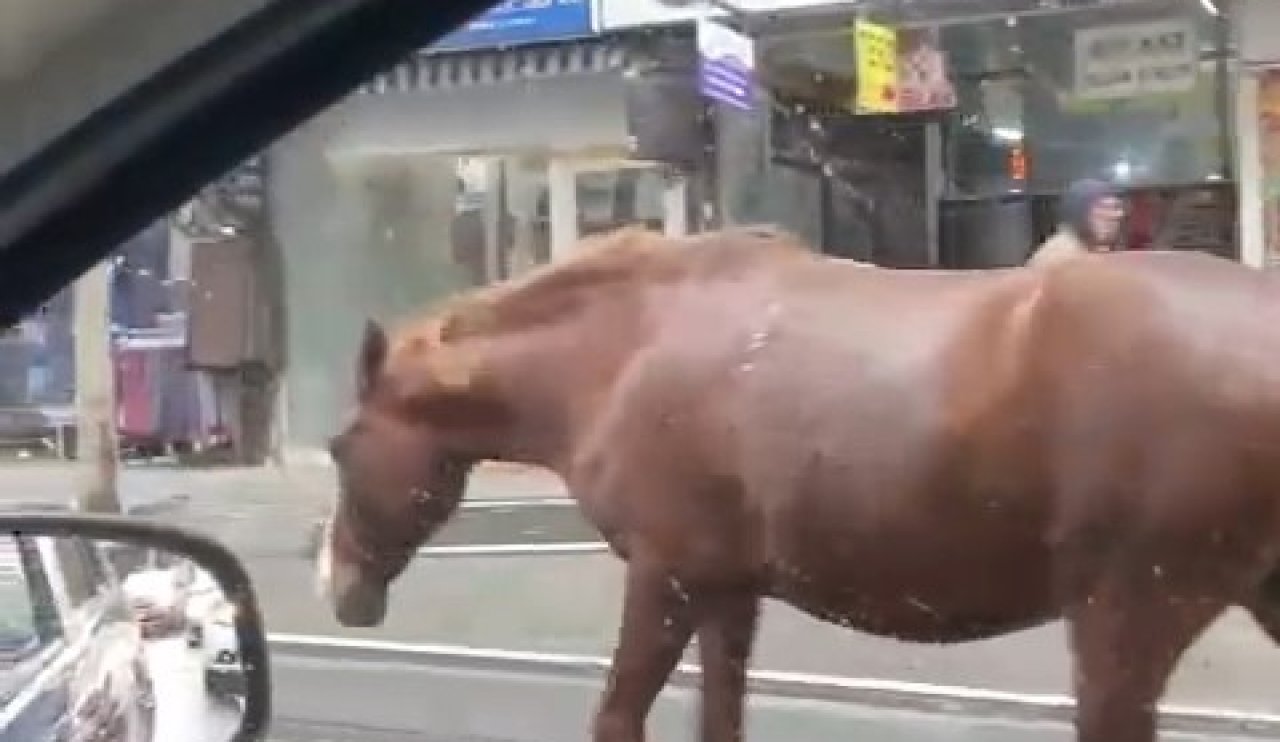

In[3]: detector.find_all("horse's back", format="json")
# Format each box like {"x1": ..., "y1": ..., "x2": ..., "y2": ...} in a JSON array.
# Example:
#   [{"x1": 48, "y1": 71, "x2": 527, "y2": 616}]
[
  {"x1": 1024, "y1": 252, "x2": 1280, "y2": 593},
  {"x1": 579, "y1": 255, "x2": 1057, "y2": 637},
  {"x1": 620, "y1": 249, "x2": 1280, "y2": 633}
]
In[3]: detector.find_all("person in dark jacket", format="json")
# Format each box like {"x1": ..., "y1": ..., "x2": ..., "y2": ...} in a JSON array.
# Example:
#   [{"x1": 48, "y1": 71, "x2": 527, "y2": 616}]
[{"x1": 1028, "y1": 178, "x2": 1126, "y2": 269}]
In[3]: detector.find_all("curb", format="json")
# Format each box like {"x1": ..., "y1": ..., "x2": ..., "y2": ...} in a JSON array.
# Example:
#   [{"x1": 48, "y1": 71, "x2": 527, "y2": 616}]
[{"x1": 266, "y1": 634, "x2": 1280, "y2": 739}]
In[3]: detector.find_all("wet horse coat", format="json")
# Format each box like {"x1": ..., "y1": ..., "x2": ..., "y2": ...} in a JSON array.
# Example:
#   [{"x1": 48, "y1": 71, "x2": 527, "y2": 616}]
[{"x1": 319, "y1": 227, "x2": 1280, "y2": 742}]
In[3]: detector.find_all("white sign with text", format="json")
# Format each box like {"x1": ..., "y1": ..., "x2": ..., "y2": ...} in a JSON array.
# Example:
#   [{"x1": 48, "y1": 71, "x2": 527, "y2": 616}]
[{"x1": 1074, "y1": 18, "x2": 1198, "y2": 101}]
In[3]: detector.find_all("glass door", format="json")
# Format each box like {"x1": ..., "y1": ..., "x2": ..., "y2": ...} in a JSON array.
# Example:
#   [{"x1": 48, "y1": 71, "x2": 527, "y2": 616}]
[{"x1": 546, "y1": 156, "x2": 691, "y2": 259}]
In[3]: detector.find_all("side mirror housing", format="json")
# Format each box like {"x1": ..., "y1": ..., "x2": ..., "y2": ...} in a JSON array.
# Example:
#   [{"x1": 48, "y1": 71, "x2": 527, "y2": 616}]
[{"x1": 0, "y1": 512, "x2": 270, "y2": 742}]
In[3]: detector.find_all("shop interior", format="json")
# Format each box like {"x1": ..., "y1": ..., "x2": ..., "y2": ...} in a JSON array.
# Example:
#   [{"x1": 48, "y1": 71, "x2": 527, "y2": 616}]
[{"x1": 743, "y1": 0, "x2": 1235, "y2": 267}]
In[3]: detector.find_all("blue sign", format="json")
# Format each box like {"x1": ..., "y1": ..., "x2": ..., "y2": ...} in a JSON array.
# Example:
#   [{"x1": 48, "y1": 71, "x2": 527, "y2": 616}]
[
  {"x1": 432, "y1": 0, "x2": 594, "y2": 52},
  {"x1": 697, "y1": 21, "x2": 755, "y2": 112}
]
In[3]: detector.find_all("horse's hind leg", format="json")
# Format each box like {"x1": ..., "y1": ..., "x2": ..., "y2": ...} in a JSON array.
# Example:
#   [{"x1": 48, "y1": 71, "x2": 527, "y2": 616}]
[
  {"x1": 695, "y1": 589, "x2": 760, "y2": 742},
  {"x1": 593, "y1": 554, "x2": 695, "y2": 742},
  {"x1": 1068, "y1": 579, "x2": 1226, "y2": 742}
]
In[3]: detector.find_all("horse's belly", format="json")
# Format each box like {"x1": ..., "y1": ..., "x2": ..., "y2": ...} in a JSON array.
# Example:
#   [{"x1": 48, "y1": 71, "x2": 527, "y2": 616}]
[
  {"x1": 774, "y1": 586, "x2": 1055, "y2": 643},
  {"x1": 765, "y1": 535, "x2": 1056, "y2": 644}
]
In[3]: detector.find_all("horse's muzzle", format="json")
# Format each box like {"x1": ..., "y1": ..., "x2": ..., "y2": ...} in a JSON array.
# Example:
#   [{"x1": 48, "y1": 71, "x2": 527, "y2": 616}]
[
  {"x1": 315, "y1": 516, "x2": 390, "y2": 627},
  {"x1": 333, "y1": 580, "x2": 388, "y2": 627}
]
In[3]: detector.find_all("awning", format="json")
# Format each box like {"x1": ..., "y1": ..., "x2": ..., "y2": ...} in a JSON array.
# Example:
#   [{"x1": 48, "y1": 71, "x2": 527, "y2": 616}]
[
  {"x1": 360, "y1": 37, "x2": 635, "y2": 95},
  {"x1": 712, "y1": 0, "x2": 1173, "y2": 32}
]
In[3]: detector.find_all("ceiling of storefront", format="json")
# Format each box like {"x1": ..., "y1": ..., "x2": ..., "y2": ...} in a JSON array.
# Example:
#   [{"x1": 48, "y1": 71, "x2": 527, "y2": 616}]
[{"x1": 735, "y1": 0, "x2": 1227, "y2": 34}]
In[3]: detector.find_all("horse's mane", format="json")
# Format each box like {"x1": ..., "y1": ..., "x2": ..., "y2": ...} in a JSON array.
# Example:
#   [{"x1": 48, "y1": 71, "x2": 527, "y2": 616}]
[{"x1": 390, "y1": 225, "x2": 805, "y2": 351}]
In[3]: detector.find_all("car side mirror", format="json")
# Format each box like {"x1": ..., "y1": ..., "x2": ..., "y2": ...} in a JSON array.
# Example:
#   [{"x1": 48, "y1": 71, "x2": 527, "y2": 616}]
[{"x1": 0, "y1": 512, "x2": 270, "y2": 742}]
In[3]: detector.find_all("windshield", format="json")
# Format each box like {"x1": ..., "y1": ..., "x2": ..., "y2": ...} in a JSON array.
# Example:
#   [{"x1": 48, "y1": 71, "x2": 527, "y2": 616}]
[{"x1": 1, "y1": 0, "x2": 1272, "y2": 741}]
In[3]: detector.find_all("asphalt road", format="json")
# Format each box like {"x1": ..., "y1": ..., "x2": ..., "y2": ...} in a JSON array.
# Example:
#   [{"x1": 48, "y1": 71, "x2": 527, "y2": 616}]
[
  {"x1": 244, "y1": 545, "x2": 1280, "y2": 716},
  {"x1": 259, "y1": 642, "x2": 1280, "y2": 742},
  {"x1": 244, "y1": 497, "x2": 1280, "y2": 717},
  {"x1": 8, "y1": 464, "x2": 1280, "y2": 737}
]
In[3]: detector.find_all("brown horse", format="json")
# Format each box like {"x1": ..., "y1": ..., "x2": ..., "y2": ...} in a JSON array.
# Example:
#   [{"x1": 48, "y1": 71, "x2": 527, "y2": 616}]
[{"x1": 316, "y1": 226, "x2": 1280, "y2": 742}]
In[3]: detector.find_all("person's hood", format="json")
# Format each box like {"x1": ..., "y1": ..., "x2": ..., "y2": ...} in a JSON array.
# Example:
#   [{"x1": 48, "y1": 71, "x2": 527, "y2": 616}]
[{"x1": 1059, "y1": 179, "x2": 1119, "y2": 241}]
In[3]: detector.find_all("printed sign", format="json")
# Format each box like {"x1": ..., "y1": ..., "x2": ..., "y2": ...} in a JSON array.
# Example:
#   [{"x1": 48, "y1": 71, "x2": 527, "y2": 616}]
[
  {"x1": 1073, "y1": 19, "x2": 1198, "y2": 101},
  {"x1": 854, "y1": 19, "x2": 898, "y2": 114},
  {"x1": 1261, "y1": 71, "x2": 1280, "y2": 265},
  {"x1": 896, "y1": 27, "x2": 956, "y2": 112},
  {"x1": 697, "y1": 20, "x2": 756, "y2": 112},
  {"x1": 432, "y1": 0, "x2": 593, "y2": 52}
]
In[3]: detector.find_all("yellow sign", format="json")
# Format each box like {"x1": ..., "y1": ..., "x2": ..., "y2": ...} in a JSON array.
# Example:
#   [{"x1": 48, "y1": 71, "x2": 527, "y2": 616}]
[{"x1": 854, "y1": 19, "x2": 898, "y2": 114}]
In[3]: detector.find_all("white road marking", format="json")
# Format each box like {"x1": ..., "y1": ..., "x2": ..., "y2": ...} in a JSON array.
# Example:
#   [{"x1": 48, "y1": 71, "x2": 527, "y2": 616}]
[
  {"x1": 415, "y1": 542, "x2": 608, "y2": 557},
  {"x1": 459, "y1": 497, "x2": 574, "y2": 510},
  {"x1": 314, "y1": 517, "x2": 335, "y2": 602},
  {"x1": 266, "y1": 633, "x2": 1280, "y2": 729}
]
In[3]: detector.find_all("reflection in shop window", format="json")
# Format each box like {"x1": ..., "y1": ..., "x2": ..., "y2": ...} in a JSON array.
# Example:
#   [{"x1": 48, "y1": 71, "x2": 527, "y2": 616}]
[
  {"x1": 458, "y1": 155, "x2": 550, "y2": 283},
  {"x1": 942, "y1": 4, "x2": 1229, "y2": 195},
  {"x1": 575, "y1": 167, "x2": 666, "y2": 238}
]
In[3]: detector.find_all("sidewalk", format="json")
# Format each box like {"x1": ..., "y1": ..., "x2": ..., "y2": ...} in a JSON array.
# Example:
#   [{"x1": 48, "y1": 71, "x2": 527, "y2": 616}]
[{"x1": 0, "y1": 460, "x2": 567, "y2": 557}]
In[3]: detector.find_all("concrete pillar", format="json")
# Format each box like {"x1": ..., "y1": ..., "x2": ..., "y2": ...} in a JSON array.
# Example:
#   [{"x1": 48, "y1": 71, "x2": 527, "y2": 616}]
[
  {"x1": 548, "y1": 158, "x2": 579, "y2": 261},
  {"x1": 662, "y1": 172, "x2": 690, "y2": 237},
  {"x1": 482, "y1": 158, "x2": 504, "y2": 282},
  {"x1": 1236, "y1": 72, "x2": 1266, "y2": 268}
]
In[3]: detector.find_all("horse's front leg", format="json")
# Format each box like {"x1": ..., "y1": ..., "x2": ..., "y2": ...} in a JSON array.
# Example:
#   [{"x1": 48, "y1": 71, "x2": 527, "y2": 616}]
[
  {"x1": 1068, "y1": 577, "x2": 1225, "y2": 742},
  {"x1": 696, "y1": 589, "x2": 760, "y2": 742},
  {"x1": 593, "y1": 554, "x2": 695, "y2": 742}
]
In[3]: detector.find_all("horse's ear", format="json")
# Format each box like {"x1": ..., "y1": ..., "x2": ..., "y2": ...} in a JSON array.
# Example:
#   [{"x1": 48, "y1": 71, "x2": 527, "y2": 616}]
[{"x1": 356, "y1": 320, "x2": 388, "y2": 401}]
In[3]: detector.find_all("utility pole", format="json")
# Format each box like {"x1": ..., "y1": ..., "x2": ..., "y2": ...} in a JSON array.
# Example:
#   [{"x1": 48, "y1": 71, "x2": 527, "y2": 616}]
[{"x1": 72, "y1": 261, "x2": 121, "y2": 513}]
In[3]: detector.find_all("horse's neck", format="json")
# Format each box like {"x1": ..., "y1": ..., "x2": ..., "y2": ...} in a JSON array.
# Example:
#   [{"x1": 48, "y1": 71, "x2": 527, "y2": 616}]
[{"x1": 484, "y1": 293, "x2": 649, "y2": 474}]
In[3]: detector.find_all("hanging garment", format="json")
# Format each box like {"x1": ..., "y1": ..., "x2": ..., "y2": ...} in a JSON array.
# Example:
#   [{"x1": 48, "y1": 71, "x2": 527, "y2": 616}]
[
  {"x1": 150, "y1": 345, "x2": 202, "y2": 443},
  {"x1": 114, "y1": 345, "x2": 154, "y2": 439}
]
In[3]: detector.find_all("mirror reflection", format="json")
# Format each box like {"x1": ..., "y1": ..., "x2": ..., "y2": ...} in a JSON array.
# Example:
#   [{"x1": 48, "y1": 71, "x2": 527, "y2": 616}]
[{"x1": 0, "y1": 534, "x2": 245, "y2": 742}]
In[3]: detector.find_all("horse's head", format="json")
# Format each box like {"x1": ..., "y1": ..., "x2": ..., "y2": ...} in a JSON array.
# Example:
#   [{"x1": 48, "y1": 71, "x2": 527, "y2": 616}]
[{"x1": 317, "y1": 318, "x2": 491, "y2": 627}]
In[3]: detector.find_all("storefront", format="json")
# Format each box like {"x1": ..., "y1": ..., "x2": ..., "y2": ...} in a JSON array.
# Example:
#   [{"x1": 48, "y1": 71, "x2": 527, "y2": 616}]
[
  {"x1": 271, "y1": 0, "x2": 709, "y2": 456},
  {"x1": 707, "y1": 0, "x2": 1237, "y2": 266},
  {"x1": 1235, "y1": 0, "x2": 1280, "y2": 267},
  {"x1": 0, "y1": 216, "x2": 242, "y2": 460}
]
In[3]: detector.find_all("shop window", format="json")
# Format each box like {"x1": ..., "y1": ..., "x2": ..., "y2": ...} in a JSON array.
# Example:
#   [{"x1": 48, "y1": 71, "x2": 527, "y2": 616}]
[
  {"x1": 1124, "y1": 185, "x2": 1236, "y2": 258},
  {"x1": 941, "y1": 0, "x2": 1230, "y2": 197},
  {"x1": 575, "y1": 168, "x2": 666, "y2": 237}
]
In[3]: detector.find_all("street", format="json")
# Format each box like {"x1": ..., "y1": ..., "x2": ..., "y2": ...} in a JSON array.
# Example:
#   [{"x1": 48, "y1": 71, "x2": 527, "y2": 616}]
[
  {"x1": 7, "y1": 462, "x2": 1280, "y2": 739},
  {"x1": 259, "y1": 639, "x2": 1280, "y2": 742},
  {"x1": 247, "y1": 549, "x2": 1280, "y2": 713}
]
